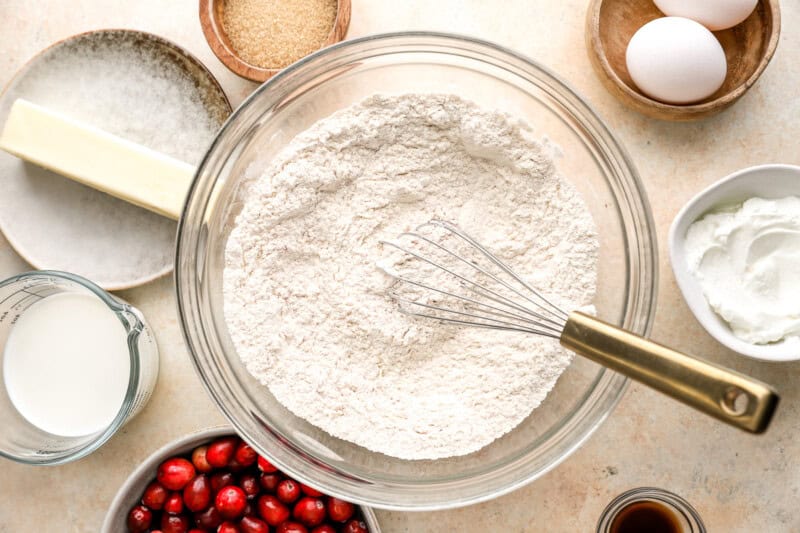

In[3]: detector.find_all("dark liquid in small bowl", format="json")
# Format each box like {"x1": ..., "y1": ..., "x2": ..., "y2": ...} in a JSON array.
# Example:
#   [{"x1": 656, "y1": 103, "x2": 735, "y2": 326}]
[{"x1": 610, "y1": 501, "x2": 681, "y2": 533}]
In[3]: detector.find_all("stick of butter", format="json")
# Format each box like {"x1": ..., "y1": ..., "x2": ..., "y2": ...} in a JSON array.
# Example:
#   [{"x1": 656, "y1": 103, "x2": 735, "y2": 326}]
[{"x1": 0, "y1": 98, "x2": 194, "y2": 220}]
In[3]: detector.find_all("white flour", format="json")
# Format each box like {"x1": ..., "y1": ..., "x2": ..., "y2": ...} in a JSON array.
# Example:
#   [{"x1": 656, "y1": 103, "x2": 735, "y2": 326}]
[{"x1": 223, "y1": 94, "x2": 598, "y2": 460}]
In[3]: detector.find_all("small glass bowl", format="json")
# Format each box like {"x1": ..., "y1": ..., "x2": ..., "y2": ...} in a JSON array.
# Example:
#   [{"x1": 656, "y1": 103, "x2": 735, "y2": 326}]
[
  {"x1": 597, "y1": 487, "x2": 706, "y2": 533},
  {"x1": 0, "y1": 270, "x2": 159, "y2": 465},
  {"x1": 176, "y1": 32, "x2": 657, "y2": 510}
]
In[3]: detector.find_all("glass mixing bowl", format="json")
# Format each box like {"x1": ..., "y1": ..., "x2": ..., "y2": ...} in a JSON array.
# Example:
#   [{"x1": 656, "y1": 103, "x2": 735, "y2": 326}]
[{"x1": 176, "y1": 32, "x2": 657, "y2": 510}]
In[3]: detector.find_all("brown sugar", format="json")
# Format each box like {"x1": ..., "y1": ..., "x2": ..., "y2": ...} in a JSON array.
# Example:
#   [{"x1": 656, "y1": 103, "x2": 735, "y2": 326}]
[{"x1": 221, "y1": 0, "x2": 338, "y2": 69}]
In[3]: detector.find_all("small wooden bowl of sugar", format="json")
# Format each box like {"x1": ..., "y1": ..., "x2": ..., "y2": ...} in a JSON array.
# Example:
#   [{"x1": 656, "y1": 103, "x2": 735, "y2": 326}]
[{"x1": 200, "y1": 0, "x2": 351, "y2": 82}]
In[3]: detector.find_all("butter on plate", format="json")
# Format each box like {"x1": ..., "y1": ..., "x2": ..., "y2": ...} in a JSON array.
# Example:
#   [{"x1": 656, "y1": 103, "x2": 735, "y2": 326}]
[{"x1": 0, "y1": 99, "x2": 194, "y2": 220}]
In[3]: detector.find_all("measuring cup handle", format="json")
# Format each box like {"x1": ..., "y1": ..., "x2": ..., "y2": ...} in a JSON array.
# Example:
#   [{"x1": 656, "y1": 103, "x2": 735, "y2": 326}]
[{"x1": 560, "y1": 311, "x2": 779, "y2": 433}]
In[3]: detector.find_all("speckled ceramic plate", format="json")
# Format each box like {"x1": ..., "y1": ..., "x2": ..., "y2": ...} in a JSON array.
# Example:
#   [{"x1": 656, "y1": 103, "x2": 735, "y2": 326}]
[{"x1": 0, "y1": 29, "x2": 231, "y2": 290}]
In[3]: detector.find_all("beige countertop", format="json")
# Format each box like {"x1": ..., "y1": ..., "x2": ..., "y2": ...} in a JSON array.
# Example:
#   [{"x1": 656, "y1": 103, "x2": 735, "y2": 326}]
[{"x1": 1, "y1": 1, "x2": 799, "y2": 531}]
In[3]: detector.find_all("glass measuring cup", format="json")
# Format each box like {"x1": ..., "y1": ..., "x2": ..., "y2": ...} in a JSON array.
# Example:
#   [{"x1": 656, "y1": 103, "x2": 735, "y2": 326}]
[{"x1": 0, "y1": 271, "x2": 158, "y2": 465}]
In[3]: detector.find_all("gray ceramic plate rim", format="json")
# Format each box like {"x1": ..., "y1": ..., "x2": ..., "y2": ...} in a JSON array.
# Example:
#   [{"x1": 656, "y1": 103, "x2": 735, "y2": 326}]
[
  {"x1": 668, "y1": 163, "x2": 800, "y2": 362},
  {"x1": 0, "y1": 28, "x2": 231, "y2": 291},
  {"x1": 101, "y1": 426, "x2": 382, "y2": 532}
]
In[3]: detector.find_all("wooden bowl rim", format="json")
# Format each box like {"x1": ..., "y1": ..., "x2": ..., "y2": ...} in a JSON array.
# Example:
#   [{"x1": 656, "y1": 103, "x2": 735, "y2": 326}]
[
  {"x1": 586, "y1": 0, "x2": 781, "y2": 117},
  {"x1": 200, "y1": 0, "x2": 351, "y2": 82}
]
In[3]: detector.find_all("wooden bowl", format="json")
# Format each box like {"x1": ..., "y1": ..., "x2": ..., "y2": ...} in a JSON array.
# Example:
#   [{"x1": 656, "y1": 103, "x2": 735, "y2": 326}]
[
  {"x1": 586, "y1": 0, "x2": 780, "y2": 121},
  {"x1": 199, "y1": 0, "x2": 351, "y2": 82}
]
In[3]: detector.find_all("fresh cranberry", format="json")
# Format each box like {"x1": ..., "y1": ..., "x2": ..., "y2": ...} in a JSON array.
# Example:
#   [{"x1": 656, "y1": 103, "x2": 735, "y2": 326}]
[
  {"x1": 158, "y1": 458, "x2": 197, "y2": 491},
  {"x1": 228, "y1": 458, "x2": 246, "y2": 472},
  {"x1": 298, "y1": 484, "x2": 323, "y2": 497},
  {"x1": 342, "y1": 519, "x2": 368, "y2": 533},
  {"x1": 217, "y1": 522, "x2": 241, "y2": 533},
  {"x1": 161, "y1": 513, "x2": 190, "y2": 533},
  {"x1": 193, "y1": 506, "x2": 222, "y2": 529},
  {"x1": 326, "y1": 497, "x2": 355, "y2": 522},
  {"x1": 184, "y1": 474, "x2": 212, "y2": 512},
  {"x1": 207, "y1": 437, "x2": 239, "y2": 468},
  {"x1": 243, "y1": 501, "x2": 256, "y2": 517},
  {"x1": 239, "y1": 473, "x2": 260, "y2": 500},
  {"x1": 276, "y1": 522, "x2": 308, "y2": 533},
  {"x1": 276, "y1": 479, "x2": 300, "y2": 504},
  {"x1": 259, "y1": 473, "x2": 281, "y2": 492},
  {"x1": 293, "y1": 497, "x2": 326, "y2": 527},
  {"x1": 164, "y1": 492, "x2": 184, "y2": 514},
  {"x1": 311, "y1": 526, "x2": 337, "y2": 533},
  {"x1": 192, "y1": 445, "x2": 213, "y2": 474},
  {"x1": 239, "y1": 515, "x2": 270, "y2": 533},
  {"x1": 257, "y1": 494, "x2": 290, "y2": 526},
  {"x1": 126, "y1": 505, "x2": 152, "y2": 532},
  {"x1": 257, "y1": 456, "x2": 278, "y2": 473},
  {"x1": 210, "y1": 471, "x2": 236, "y2": 493},
  {"x1": 188, "y1": 530, "x2": 206, "y2": 533},
  {"x1": 234, "y1": 441, "x2": 258, "y2": 467},
  {"x1": 142, "y1": 481, "x2": 169, "y2": 511},
  {"x1": 215, "y1": 486, "x2": 247, "y2": 519}
]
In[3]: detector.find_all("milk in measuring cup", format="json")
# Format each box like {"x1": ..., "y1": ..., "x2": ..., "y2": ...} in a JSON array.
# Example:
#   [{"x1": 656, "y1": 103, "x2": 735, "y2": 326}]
[{"x1": 3, "y1": 292, "x2": 130, "y2": 436}]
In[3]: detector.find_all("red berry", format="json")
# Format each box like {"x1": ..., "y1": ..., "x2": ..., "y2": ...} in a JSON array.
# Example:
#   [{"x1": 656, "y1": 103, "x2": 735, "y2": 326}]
[
  {"x1": 235, "y1": 441, "x2": 258, "y2": 467},
  {"x1": 161, "y1": 513, "x2": 190, "y2": 533},
  {"x1": 311, "y1": 526, "x2": 337, "y2": 533},
  {"x1": 228, "y1": 458, "x2": 246, "y2": 472},
  {"x1": 193, "y1": 506, "x2": 222, "y2": 529},
  {"x1": 326, "y1": 497, "x2": 354, "y2": 522},
  {"x1": 158, "y1": 458, "x2": 197, "y2": 491},
  {"x1": 243, "y1": 501, "x2": 256, "y2": 517},
  {"x1": 217, "y1": 522, "x2": 241, "y2": 533},
  {"x1": 259, "y1": 473, "x2": 281, "y2": 492},
  {"x1": 215, "y1": 486, "x2": 247, "y2": 519},
  {"x1": 293, "y1": 497, "x2": 326, "y2": 527},
  {"x1": 142, "y1": 481, "x2": 169, "y2": 510},
  {"x1": 276, "y1": 479, "x2": 300, "y2": 504},
  {"x1": 207, "y1": 437, "x2": 239, "y2": 468},
  {"x1": 126, "y1": 505, "x2": 152, "y2": 532},
  {"x1": 239, "y1": 473, "x2": 260, "y2": 500},
  {"x1": 184, "y1": 474, "x2": 212, "y2": 512},
  {"x1": 343, "y1": 519, "x2": 368, "y2": 533},
  {"x1": 192, "y1": 445, "x2": 213, "y2": 474},
  {"x1": 257, "y1": 456, "x2": 278, "y2": 473},
  {"x1": 188, "y1": 530, "x2": 205, "y2": 533},
  {"x1": 276, "y1": 522, "x2": 308, "y2": 533},
  {"x1": 299, "y1": 484, "x2": 323, "y2": 497},
  {"x1": 257, "y1": 494, "x2": 290, "y2": 526},
  {"x1": 165, "y1": 492, "x2": 184, "y2": 514},
  {"x1": 210, "y1": 471, "x2": 236, "y2": 493},
  {"x1": 239, "y1": 515, "x2": 270, "y2": 533}
]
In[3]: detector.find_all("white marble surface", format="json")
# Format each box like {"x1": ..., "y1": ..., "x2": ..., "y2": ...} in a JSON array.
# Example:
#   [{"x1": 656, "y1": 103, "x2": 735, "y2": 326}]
[{"x1": 1, "y1": 0, "x2": 799, "y2": 531}]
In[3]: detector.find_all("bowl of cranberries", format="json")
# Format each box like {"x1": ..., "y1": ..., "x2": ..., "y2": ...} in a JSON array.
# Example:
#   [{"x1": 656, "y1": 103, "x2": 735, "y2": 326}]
[{"x1": 102, "y1": 427, "x2": 380, "y2": 533}]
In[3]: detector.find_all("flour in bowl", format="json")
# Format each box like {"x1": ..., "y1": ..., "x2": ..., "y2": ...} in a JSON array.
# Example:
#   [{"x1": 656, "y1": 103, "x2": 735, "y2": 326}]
[{"x1": 223, "y1": 94, "x2": 598, "y2": 460}]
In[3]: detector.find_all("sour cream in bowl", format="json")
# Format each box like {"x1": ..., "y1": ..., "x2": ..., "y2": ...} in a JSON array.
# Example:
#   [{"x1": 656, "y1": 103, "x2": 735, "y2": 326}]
[{"x1": 669, "y1": 164, "x2": 800, "y2": 362}]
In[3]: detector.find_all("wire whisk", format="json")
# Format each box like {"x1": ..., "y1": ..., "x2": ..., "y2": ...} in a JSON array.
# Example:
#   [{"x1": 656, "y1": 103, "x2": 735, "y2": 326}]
[{"x1": 378, "y1": 220, "x2": 778, "y2": 434}]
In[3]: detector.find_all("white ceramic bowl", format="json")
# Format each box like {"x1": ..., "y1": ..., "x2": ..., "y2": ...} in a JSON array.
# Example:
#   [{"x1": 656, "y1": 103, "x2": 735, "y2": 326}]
[
  {"x1": 102, "y1": 426, "x2": 382, "y2": 532},
  {"x1": 669, "y1": 164, "x2": 800, "y2": 362}
]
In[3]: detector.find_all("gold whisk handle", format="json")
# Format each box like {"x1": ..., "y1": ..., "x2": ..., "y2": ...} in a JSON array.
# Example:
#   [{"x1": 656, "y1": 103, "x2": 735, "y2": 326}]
[{"x1": 560, "y1": 311, "x2": 779, "y2": 434}]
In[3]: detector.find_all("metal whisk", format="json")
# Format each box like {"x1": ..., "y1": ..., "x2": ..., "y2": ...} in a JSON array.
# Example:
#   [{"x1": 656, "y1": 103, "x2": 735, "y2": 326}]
[{"x1": 380, "y1": 220, "x2": 778, "y2": 434}]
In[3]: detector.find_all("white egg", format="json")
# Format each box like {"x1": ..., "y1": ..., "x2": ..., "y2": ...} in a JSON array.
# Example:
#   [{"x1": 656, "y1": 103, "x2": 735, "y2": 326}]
[
  {"x1": 654, "y1": 0, "x2": 758, "y2": 31},
  {"x1": 626, "y1": 17, "x2": 727, "y2": 105}
]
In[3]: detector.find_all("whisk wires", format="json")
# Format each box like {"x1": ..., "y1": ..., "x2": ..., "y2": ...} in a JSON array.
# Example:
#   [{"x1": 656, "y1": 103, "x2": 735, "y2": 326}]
[{"x1": 379, "y1": 220, "x2": 569, "y2": 339}]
